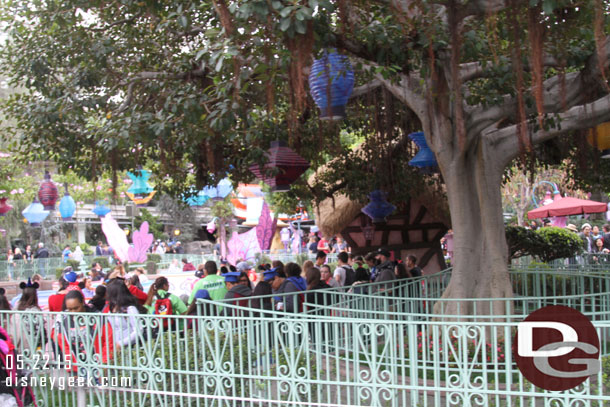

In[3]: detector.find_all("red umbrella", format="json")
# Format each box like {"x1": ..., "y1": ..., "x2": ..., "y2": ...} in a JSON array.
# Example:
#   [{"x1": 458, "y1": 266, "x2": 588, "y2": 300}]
[{"x1": 527, "y1": 197, "x2": 608, "y2": 219}]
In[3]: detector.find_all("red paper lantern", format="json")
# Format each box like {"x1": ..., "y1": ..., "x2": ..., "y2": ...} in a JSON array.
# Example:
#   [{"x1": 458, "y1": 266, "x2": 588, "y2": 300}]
[
  {"x1": 0, "y1": 198, "x2": 12, "y2": 217},
  {"x1": 249, "y1": 141, "x2": 310, "y2": 192},
  {"x1": 38, "y1": 171, "x2": 59, "y2": 210}
]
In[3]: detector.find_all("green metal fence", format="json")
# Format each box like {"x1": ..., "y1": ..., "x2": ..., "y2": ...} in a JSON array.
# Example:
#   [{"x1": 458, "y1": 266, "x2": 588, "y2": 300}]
[
  {"x1": 0, "y1": 267, "x2": 609, "y2": 406},
  {"x1": 0, "y1": 252, "x2": 338, "y2": 281}
]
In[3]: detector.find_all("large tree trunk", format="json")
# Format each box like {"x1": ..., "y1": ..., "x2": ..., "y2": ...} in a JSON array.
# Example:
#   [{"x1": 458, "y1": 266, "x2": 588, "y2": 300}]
[{"x1": 433, "y1": 139, "x2": 514, "y2": 318}]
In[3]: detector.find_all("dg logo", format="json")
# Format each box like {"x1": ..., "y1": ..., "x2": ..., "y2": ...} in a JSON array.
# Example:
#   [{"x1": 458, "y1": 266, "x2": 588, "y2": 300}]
[{"x1": 514, "y1": 305, "x2": 601, "y2": 391}]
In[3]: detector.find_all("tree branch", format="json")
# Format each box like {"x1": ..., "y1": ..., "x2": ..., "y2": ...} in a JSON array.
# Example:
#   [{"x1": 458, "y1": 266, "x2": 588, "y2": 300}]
[
  {"x1": 467, "y1": 36, "x2": 610, "y2": 135},
  {"x1": 349, "y1": 79, "x2": 382, "y2": 99},
  {"x1": 88, "y1": 14, "x2": 142, "y2": 32},
  {"x1": 460, "y1": 54, "x2": 562, "y2": 82},
  {"x1": 489, "y1": 93, "x2": 610, "y2": 167},
  {"x1": 462, "y1": 0, "x2": 508, "y2": 17}
]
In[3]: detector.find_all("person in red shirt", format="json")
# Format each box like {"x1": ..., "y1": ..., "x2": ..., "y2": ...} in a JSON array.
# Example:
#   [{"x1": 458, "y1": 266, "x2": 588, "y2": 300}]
[
  {"x1": 182, "y1": 258, "x2": 196, "y2": 272},
  {"x1": 48, "y1": 277, "x2": 69, "y2": 312},
  {"x1": 126, "y1": 274, "x2": 147, "y2": 305},
  {"x1": 317, "y1": 237, "x2": 330, "y2": 254}
]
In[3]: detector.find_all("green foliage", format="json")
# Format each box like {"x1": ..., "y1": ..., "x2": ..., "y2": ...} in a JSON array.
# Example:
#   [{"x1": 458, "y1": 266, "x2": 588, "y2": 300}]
[
  {"x1": 147, "y1": 254, "x2": 163, "y2": 264},
  {"x1": 122, "y1": 329, "x2": 252, "y2": 406},
  {"x1": 506, "y1": 226, "x2": 543, "y2": 260},
  {"x1": 134, "y1": 209, "x2": 165, "y2": 240},
  {"x1": 210, "y1": 197, "x2": 234, "y2": 220},
  {"x1": 155, "y1": 195, "x2": 197, "y2": 243},
  {"x1": 506, "y1": 226, "x2": 582, "y2": 263},
  {"x1": 92, "y1": 256, "x2": 110, "y2": 269},
  {"x1": 534, "y1": 227, "x2": 583, "y2": 263},
  {"x1": 79, "y1": 242, "x2": 93, "y2": 255},
  {"x1": 66, "y1": 259, "x2": 81, "y2": 271},
  {"x1": 295, "y1": 253, "x2": 309, "y2": 266},
  {"x1": 254, "y1": 253, "x2": 272, "y2": 268},
  {"x1": 602, "y1": 356, "x2": 610, "y2": 388}
]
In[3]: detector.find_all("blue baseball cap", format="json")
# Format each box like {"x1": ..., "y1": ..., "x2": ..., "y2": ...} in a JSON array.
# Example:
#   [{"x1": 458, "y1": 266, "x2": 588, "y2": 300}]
[
  {"x1": 263, "y1": 269, "x2": 277, "y2": 282},
  {"x1": 223, "y1": 272, "x2": 241, "y2": 283},
  {"x1": 194, "y1": 289, "x2": 211, "y2": 300},
  {"x1": 64, "y1": 271, "x2": 78, "y2": 283}
]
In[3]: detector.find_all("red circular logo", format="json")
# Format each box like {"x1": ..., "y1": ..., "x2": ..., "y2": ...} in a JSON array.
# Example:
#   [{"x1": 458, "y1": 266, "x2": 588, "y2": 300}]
[{"x1": 513, "y1": 305, "x2": 600, "y2": 391}]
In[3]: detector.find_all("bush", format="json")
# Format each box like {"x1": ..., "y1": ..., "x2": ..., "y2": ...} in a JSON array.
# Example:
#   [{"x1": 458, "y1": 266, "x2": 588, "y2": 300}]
[
  {"x1": 505, "y1": 226, "x2": 582, "y2": 263},
  {"x1": 92, "y1": 256, "x2": 110, "y2": 268},
  {"x1": 295, "y1": 253, "x2": 309, "y2": 266},
  {"x1": 147, "y1": 253, "x2": 162, "y2": 263},
  {"x1": 121, "y1": 328, "x2": 252, "y2": 407},
  {"x1": 66, "y1": 259, "x2": 81, "y2": 271},
  {"x1": 534, "y1": 227, "x2": 582, "y2": 263},
  {"x1": 146, "y1": 261, "x2": 157, "y2": 274},
  {"x1": 78, "y1": 242, "x2": 93, "y2": 255},
  {"x1": 506, "y1": 226, "x2": 543, "y2": 261}
]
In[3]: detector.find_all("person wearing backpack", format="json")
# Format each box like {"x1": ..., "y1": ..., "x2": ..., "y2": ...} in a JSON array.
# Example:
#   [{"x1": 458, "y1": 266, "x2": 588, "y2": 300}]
[
  {"x1": 223, "y1": 272, "x2": 252, "y2": 316},
  {"x1": 274, "y1": 263, "x2": 306, "y2": 313},
  {"x1": 334, "y1": 252, "x2": 355, "y2": 287},
  {"x1": 145, "y1": 277, "x2": 187, "y2": 332},
  {"x1": 188, "y1": 261, "x2": 228, "y2": 305}
]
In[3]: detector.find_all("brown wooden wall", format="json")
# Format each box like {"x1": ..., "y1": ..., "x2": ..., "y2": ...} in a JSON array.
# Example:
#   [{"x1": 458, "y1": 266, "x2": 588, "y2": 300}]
[{"x1": 341, "y1": 199, "x2": 448, "y2": 274}]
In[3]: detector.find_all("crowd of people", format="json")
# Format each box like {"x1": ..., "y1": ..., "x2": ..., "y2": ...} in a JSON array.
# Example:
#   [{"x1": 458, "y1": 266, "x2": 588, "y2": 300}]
[{"x1": 0, "y1": 246, "x2": 424, "y2": 352}]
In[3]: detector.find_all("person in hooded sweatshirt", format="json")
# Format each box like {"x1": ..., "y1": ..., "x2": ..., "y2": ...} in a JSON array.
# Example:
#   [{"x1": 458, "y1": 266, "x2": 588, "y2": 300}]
[
  {"x1": 274, "y1": 262, "x2": 307, "y2": 313},
  {"x1": 223, "y1": 272, "x2": 252, "y2": 316}
]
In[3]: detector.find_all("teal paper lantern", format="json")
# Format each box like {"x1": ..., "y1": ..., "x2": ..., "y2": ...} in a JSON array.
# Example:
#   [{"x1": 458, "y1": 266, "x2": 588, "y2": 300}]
[
  {"x1": 127, "y1": 169, "x2": 154, "y2": 195},
  {"x1": 22, "y1": 198, "x2": 50, "y2": 226},
  {"x1": 58, "y1": 183, "x2": 76, "y2": 221}
]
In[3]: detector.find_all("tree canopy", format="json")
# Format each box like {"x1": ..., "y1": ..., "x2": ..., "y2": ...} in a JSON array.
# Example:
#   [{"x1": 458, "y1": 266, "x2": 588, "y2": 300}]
[{"x1": 1, "y1": 0, "x2": 609, "y2": 312}]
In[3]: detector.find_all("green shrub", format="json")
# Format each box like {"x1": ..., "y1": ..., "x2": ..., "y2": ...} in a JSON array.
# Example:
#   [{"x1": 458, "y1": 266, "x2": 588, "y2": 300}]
[
  {"x1": 295, "y1": 253, "x2": 309, "y2": 266},
  {"x1": 254, "y1": 253, "x2": 272, "y2": 268},
  {"x1": 92, "y1": 256, "x2": 110, "y2": 268},
  {"x1": 146, "y1": 261, "x2": 157, "y2": 274},
  {"x1": 55, "y1": 267, "x2": 64, "y2": 280},
  {"x1": 147, "y1": 253, "x2": 162, "y2": 263},
  {"x1": 121, "y1": 329, "x2": 252, "y2": 407},
  {"x1": 506, "y1": 226, "x2": 582, "y2": 263},
  {"x1": 534, "y1": 227, "x2": 582, "y2": 263},
  {"x1": 78, "y1": 242, "x2": 93, "y2": 255},
  {"x1": 66, "y1": 259, "x2": 81, "y2": 271},
  {"x1": 602, "y1": 355, "x2": 610, "y2": 389},
  {"x1": 506, "y1": 226, "x2": 543, "y2": 261}
]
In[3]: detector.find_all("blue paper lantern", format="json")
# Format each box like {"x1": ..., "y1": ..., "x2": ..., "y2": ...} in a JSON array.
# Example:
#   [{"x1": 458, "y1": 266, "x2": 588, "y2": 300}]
[
  {"x1": 185, "y1": 191, "x2": 211, "y2": 207},
  {"x1": 127, "y1": 169, "x2": 154, "y2": 195},
  {"x1": 22, "y1": 198, "x2": 50, "y2": 226},
  {"x1": 408, "y1": 132, "x2": 438, "y2": 171},
  {"x1": 309, "y1": 51, "x2": 355, "y2": 120},
  {"x1": 58, "y1": 183, "x2": 76, "y2": 221},
  {"x1": 201, "y1": 178, "x2": 233, "y2": 201},
  {"x1": 92, "y1": 201, "x2": 111, "y2": 217},
  {"x1": 361, "y1": 190, "x2": 396, "y2": 223}
]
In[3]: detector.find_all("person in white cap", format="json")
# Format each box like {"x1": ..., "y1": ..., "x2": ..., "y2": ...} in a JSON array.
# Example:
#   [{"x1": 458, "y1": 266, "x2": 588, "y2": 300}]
[{"x1": 578, "y1": 223, "x2": 593, "y2": 252}]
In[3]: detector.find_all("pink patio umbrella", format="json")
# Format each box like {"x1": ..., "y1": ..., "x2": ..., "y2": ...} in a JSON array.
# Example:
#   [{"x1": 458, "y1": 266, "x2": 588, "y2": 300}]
[{"x1": 528, "y1": 197, "x2": 608, "y2": 219}]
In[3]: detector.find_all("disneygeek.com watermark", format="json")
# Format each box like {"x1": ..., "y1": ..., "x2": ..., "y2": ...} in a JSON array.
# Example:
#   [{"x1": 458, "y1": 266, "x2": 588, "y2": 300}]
[
  {"x1": 513, "y1": 304, "x2": 600, "y2": 391},
  {"x1": 5, "y1": 375, "x2": 132, "y2": 390},
  {"x1": 3, "y1": 353, "x2": 131, "y2": 389}
]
